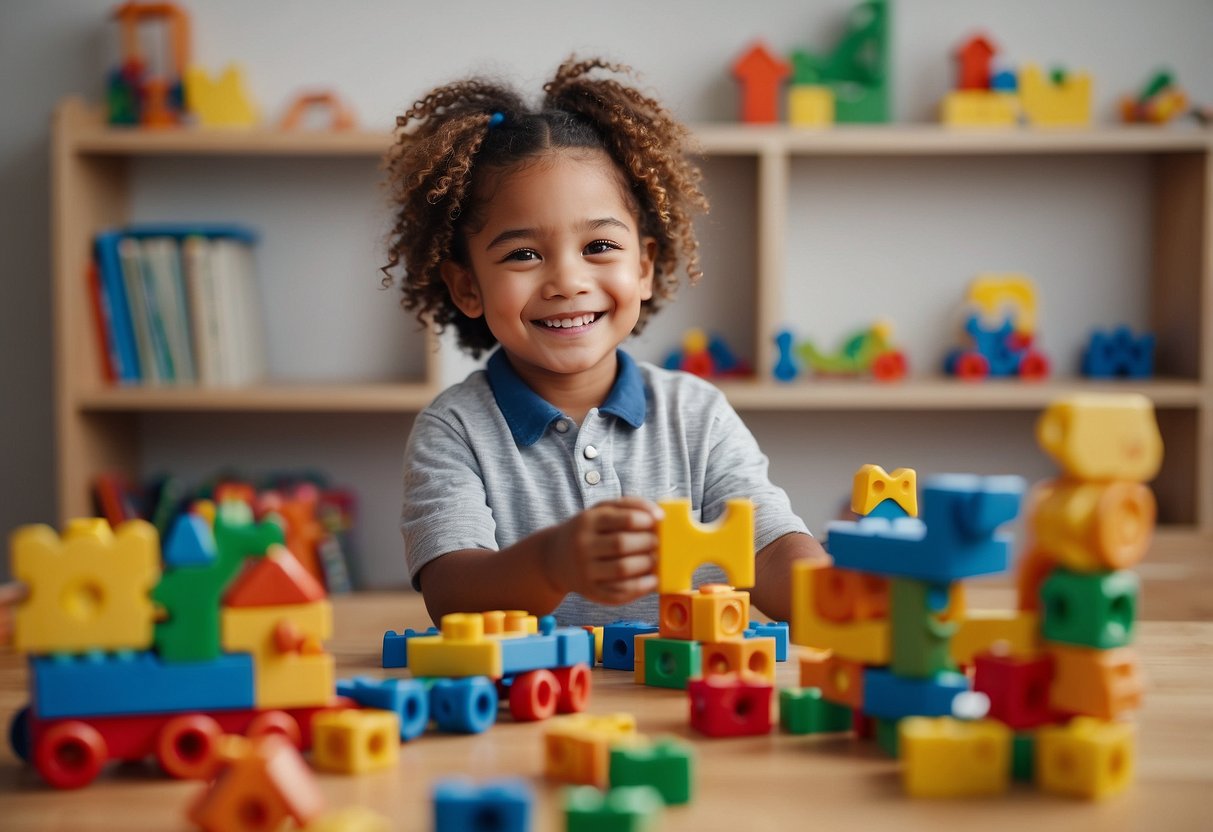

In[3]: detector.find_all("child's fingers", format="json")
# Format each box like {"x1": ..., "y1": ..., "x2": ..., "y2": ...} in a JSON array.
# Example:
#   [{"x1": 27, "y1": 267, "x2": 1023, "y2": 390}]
[
  {"x1": 592, "y1": 504, "x2": 660, "y2": 534},
  {"x1": 587, "y1": 553, "x2": 655, "y2": 583},
  {"x1": 593, "y1": 573, "x2": 658, "y2": 603},
  {"x1": 589, "y1": 530, "x2": 658, "y2": 559}
]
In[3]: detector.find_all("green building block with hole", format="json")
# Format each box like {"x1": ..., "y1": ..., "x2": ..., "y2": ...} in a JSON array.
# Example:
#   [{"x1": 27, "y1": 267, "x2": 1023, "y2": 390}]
[
  {"x1": 565, "y1": 785, "x2": 663, "y2": 832},
  {"x1": 643, "y1": 638, "x2": 701, "y2": 690},
  {"x1": 1040, "y1": 568, "x2": 1139, "y2": 649},
  {"x1": 779, "y1": 687, "x2": 853, "y2": 735},
  {"x1": 609, "y1": 738, "x2": 694, "y2": 805}
]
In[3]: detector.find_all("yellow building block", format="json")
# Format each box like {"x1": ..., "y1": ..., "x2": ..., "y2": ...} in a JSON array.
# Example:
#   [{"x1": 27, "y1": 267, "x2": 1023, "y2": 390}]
[
  {"x1": 900, "y1": 717, "x2": 1012, "y2": 798},
  {"x1": 312, "y1": 709, "x2": 400, "y2": 774},
  {"x1": 221, "y1": 600, "x2": 334, "y2": 709},
  {"x1": 1036, "y1": 394, "x2": 1163, "y2": 483},
  {"x1": 788, "y1": 85, "x2": 834, "y2": 126},
  {"x1": 302, "y1": 807, "x2": 391, "y2": 832},
  {"x1": 967, "y1": 273, "x2": 1039, "y2": 335},
  {"x1": 950, "y1": 609, "x2": 1040, "y2": 666},
  {"x1": 657, "y1": 499, "x2": 754, "y2": 593},
  {"x1": 790, "y1": 560, "x2": 889, "y2": 665},
  {"x1": 482, "y1": 610, "x2": 538, "y2": 635},
  {"x1": 1032, "y1": 479, "x2": 1155, "y2": 571},
  {"x1": 1036, "y1": 717, "x2": 1135, "y2": 799},
  {"x1": 12, "y1": 518, "x2": 161, "y2": 654},
  {"x1": 940, "y1": 90, "x2": 1019, "y2": 126},
  {"x1": 850, "y1": 464, "x2": 917, "y2": 517},
  {"x1": 184, "y1": 64, "x2": 259, "y2": 127},
  {"x1": 1020, "y1": 64, "x2": 1093, "y2": 127},
  {"x1": 691, "y1": 585, "x2": 750, "y2": 643},
  {"x1": 544, "y1": 713, "x2": 637, "y2": 787},
  {"x1": 1047, "y1": 644, "x2": 1143, "y2": 720},
  {"x1": 701, "y1": 637, "x2": 776, "y2": 683},
  {"x1": 406, "y1": 613, "x2": 503, "y2": 678}
]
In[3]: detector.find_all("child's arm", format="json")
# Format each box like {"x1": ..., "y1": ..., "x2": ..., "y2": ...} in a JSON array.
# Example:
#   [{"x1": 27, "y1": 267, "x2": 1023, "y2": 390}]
[
  {"x1": 417, "y1": 497, "x2": 662, "y2": 624},
  {"x1": 749, "y1": 532, "x2": 829, "y2": 622}
]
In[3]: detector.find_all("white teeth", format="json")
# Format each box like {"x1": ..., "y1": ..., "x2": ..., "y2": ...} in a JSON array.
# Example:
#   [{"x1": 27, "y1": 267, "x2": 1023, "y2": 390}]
[{"x1": 542, "y1": 313, "x2": 597, "y2": 328}]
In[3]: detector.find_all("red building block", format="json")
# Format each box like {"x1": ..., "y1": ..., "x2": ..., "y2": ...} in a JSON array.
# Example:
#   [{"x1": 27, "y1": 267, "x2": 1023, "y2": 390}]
[
  {"x1": 972, "y1": 651, "x2": 1058, "y2": 730},
  {"x1": 732, "y1": 42, "x2": 791, "y2": 123},
  {"x1": 688, "y1": 675, "x2": 773, "y2": 738}
]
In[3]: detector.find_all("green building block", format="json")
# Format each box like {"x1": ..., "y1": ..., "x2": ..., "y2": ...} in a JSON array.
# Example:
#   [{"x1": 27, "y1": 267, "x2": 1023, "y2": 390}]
[
  {"x1": 152, "y1": 503, "x2": 283, "y2": 662},
  {"x1": 1041, "y1": 568, "x2": 1139, "y2": 649},
  {"x1": 643, "y1": 638, "x2": 701, "y2": 690},
  {"x1": 875, "y1": 717, "x2": 900, "y2": 757},
  {"x1": 788, "y1": 0, "x2": 890, "y2": 122},
  {"x1": 890, "y1": 578, "x2": 957, "y2": 678},
  {"x1": 565, "y1": 785, "x2": 663, "y2": 832},
  {"x1": 609, "y1": 738, "x2": 694, "y2": 805},
  {"x1": 1012, "y1": 732, "x2": 1035, "y2": 781},
  {"x1": 779, "y1": 687, "x2": 852, "y2": 735}
]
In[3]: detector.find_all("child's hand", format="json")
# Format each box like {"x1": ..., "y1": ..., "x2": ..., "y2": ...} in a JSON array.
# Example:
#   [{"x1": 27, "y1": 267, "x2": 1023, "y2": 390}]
[{"x1": 543, "y1": 498, "x2": 663, "y2": 605}]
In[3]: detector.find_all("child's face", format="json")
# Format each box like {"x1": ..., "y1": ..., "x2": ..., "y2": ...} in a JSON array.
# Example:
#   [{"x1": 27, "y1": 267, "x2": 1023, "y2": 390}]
[{"x1": 442, "y1": 149, "x2": 656, "y2": 389}]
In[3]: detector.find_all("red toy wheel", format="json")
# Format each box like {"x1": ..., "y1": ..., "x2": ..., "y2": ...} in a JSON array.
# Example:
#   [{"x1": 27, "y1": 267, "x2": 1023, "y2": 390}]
[
  {"x1": 157, "y1": 714, "x2": 225, "y2": 780},
  {"x1": 509, "y1": 669, "x2": 559, "y2": 721},
  {"x1": 954, "y1": 353, "x2": 989, "y2": 380},
  {"x1": 246, "y1": 710, "x2": 303, "y2": 749},
  {"x1": 553, "y1": 664, "x2": 592, "y2": 714},
  {"x1": 871, "y1": 351, "x2": 907, "y2": 381},
  {"x1": 35, "y1": 721, "x2": 108, "y2": 789},
  {"x1": 1018, "y1": 351, "x2": 1050, "y2": 379}
]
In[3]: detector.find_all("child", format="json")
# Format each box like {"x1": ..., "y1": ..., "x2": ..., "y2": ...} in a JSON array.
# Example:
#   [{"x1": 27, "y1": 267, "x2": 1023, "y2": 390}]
[{"x1": 383, "y1": 57, "x2": 826, "y2": 627}]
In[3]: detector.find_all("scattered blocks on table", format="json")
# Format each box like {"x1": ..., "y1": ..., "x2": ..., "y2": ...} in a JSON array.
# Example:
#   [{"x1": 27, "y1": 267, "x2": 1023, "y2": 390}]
[
  {"x1": 700, "y1": 636, "x2": 776, "y2": 683},
  {"x1": 1040, "y1": 568, "x2": 1139, "y2": 649},
  {"x1": 900, "y1": 717, "x2": 1012, "y2": 798},
  {"x1": 544, "y1": 713, "x2": 637, "y2": 788},
  {"x1": 688, "y1": 674, "x2": 774, "y2": 737},
  {"x1": 608, "y1": 737, "x2": 694, "y2": 805},
  {"x1": 1036, "y1": 717, "x2": 1135, "y2": 799},
  {"x1": 656, "y1": 499, "x2": 754, "y2": 592},
  {"x1": 1046, "y1": 644, "x2": 1143, "y2": 720},
  {"x1": 779, "y1": 687, "x2": 852, "y2": 735},
  {"x1": 311, "y1": 709, "x2": 400, "y2": 774},
  {"x1": 12, "y1": 519, "x2": 161, "y2": 654},
  {"x1": 602, "y1": 621, "x2": 659, "y2": 671},
  {"x1": 564, "y1": 785, "x2": 663, "y2": 832},
  {"x1": 433, "y1": 777, "x2": 532, "y2": 832}
]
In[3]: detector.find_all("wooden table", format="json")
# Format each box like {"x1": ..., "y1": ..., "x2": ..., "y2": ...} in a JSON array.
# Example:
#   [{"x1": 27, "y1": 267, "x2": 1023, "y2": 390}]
[{"x1": 1, "y1": 591, "x2": 1211, "y2": 831}]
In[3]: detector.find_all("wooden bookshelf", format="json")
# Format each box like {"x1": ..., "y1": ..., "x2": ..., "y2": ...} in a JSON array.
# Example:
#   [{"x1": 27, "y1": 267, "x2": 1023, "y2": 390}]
[{"x1": 51, "y1": 98, "x2": 1213, "y2": 540}]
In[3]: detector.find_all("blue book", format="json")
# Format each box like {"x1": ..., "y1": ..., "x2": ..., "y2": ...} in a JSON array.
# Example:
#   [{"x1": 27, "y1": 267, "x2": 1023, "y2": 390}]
[{"x1": 93, "y1": 231, "x2": 142, "y2": 383}]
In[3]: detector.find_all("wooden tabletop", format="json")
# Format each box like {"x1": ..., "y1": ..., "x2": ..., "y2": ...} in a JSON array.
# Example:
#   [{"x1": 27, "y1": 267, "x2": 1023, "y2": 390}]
[{"x1": 1, "y1": 590, "x2": 1211, "y2": 832}]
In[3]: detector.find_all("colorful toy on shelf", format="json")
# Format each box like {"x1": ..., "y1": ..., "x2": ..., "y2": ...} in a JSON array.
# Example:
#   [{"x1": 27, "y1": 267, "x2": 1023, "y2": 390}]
[
  {"x1": 184, "y1": 64, "x2": 258, "y2": 127},
  {"x1": 774, "y1": 320, "x2": 908, "y2": 382},
  {"x1": 279, "y1": 91, "x2": 358, "y2": 131},
  {"x1": 731, "y1": 42, "x2": 791, "y2": 124},
  {"x1": 944, "y1": 274, "x2": 1050, "y2": 380},
  {"x1": 1120, "y1": 70, "x2": 1190, "y2": 125},
  {"x1": 662, "y1": 328, "x2": 751, "y2": 379},
  {"x1": 108, "y1": 2, "x2": 192, "y2": 127},
  {"x1": 940, "y1": 34, "x2": 1092, "y2": 127},
  {"x1": 6, "y1": 508, "x2": 350, "y2": 789},
  {"x1": 1082, "y1": 326, "x2": 1155, "y2": 379},
  {"x1": 789, "y1": 0, "x2": 890, "y2": 123},
  {"x1": 783, "y1": 392, "x2": 1159, "y2": 800}
]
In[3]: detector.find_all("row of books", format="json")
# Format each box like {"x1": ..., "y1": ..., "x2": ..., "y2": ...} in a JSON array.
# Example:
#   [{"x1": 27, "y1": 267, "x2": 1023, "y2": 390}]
[{"x1": 91, "y1": 224, "x2": 268, "y2": 386}]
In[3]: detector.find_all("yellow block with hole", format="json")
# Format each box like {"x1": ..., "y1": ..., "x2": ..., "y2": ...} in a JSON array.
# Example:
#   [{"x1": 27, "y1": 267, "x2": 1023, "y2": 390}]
[
  {"x1": 851, "y1": 464, "x2": 917, "y2": 517},
  {"x1": 1036, "y1": 717, "x2": 1135, "y2": 799},
  {"x1": 701, "y1": 637, "x2": 776, "y2": 683},
  {"x1": 790, "y1": 560, "x2": 890, "y2": 664},
  {"x1": 312, "y1": 709, "x2": 399, "y2": 774},
  {"x1": 900, "y1": 717, "x2": 1012, "y2": 797},
  {"x1": 657, "y1": 499, "x2": 754, "y2": 593},
  {"x1": 544, "y1": 713, "x2": 637, "y2": 787},
  {"x1": 12, "y1": 519, "x2": 161, "y2": 654}
]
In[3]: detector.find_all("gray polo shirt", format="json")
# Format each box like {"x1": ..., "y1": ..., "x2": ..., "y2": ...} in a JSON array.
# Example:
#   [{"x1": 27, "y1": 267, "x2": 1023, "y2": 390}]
[{"x1": 401, "y1": 348, "x2": 810, "y2": 626}]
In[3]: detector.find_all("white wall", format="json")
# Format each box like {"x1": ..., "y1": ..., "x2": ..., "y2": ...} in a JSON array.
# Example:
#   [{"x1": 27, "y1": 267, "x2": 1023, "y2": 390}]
[{"x1": 2, "y1": 0, "x2": 1210, "y2": 585}]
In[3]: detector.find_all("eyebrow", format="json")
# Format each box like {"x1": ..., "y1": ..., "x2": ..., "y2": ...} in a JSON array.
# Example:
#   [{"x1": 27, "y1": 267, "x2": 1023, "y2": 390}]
[{"x1": 485, "y1": 217, "x2": 632, "y2": 250}]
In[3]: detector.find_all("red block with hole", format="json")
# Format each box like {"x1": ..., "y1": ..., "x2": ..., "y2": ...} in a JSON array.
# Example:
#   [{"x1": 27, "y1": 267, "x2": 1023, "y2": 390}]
[
  {"x1": 688, "y1": 674, "x2": 773, "y2": 738},
  {"x1": 972, "y1": 651, "x2": 1058, "y2": 729}
]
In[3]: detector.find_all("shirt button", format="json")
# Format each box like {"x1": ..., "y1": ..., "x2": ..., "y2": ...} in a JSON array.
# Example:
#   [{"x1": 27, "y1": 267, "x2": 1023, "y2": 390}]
[
  {"x1": 554, "y1": 420, "x2": 569, "y2": 433},
  {"x1": 585, "y1": 470, "x2": 602, "y2": 485},
  {"x1": 584, "y1": 445, "x2": 599, "y2": 459}
]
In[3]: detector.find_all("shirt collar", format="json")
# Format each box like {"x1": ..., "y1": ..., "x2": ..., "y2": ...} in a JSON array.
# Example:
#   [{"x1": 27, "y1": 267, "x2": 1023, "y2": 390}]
[{"x1": 486, "y1": 349, "x2": 647, "y2": 446}]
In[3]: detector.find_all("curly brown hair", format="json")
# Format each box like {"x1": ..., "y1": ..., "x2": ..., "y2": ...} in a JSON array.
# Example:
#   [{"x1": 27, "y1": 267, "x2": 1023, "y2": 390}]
[{"x1": 381, "y1": 56, "x2": 710, "y2": 357}]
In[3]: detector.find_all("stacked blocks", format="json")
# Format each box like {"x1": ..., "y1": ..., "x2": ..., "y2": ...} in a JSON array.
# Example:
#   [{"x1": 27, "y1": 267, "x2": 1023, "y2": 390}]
[{"x1": 8, "y1": 505, "x2": 343, "y2": 789}]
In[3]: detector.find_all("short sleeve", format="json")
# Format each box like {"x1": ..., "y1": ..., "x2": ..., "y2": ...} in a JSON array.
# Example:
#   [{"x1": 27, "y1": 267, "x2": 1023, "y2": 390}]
[{"x1": 401, "y1": 411, "x2": 499, "y2": 590}]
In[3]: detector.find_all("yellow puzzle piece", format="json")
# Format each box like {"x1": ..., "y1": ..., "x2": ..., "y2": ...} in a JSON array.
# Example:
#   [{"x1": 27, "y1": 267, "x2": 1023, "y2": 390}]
[
  {"x1": 12, "y1": 518, "x2": 161, "y2": 654},
  {"x1": 900, "y1": 717, "x2": 1012, "y2": 798},
  {"x1": 1036, "y1": 394, "x2": 1163, "y2": 482},
  {"x1": 850, "y1": 464, "x2": 917, "y2": 517},
  {"x1": 657, "y1": 499, "x2": 754, "y2": 593},
  {"x1": 221, "y1": 600, "x2": 334, "y2": 709}
]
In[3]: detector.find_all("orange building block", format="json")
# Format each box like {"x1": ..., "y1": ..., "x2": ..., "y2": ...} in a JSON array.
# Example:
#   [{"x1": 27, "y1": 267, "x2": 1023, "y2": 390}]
[
  {"x1": 791, "y1": 560, "x2": 889, "y2": 665},
  {"x1": 701, "y1": 637, "x2": 776, "y2": 683},
  {"x1": 1047, "y1": 644, "x2": 1144, "y2": 720},
  {"x1": 633, "y1": 633, "x2": 659, "y2": 685},
  {"x1": 1016, "y1": 545, "x2": 1057, "y2": 612},
  {"x1": 798, "y1": 649, "x2": 865, "y2": 709},
  {"x1": 224, "y1": 544, "x2": 326, "y2": 607},
  {"x1": 188, "y1": 734, "x2": 325, "y2": 832},
  {"x1": 658, "y1": 591, "x2": 694, "y2": 640},
  {"x1": 1031, "y1": 480, "x2": 1156, "y2": 572},
  {"x1": 544, "y1": 713, "x2": 637, "y2": 788},
  {"x1": 813, "y1": 567, "x2": 889, "y2": 623}
]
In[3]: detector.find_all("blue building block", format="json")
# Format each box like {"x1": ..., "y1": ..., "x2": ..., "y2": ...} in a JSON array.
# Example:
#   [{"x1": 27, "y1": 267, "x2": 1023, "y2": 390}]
[
  {"x1": 773, "y1": 330, "x2": 799, "y2": 382},
  {"x1": 433, "y1": 777, "x2": 532, "y2": 832},
  {"x1": 745, "y1": 621, "x2": 789, "y2": 662},
  {"x1": 826, "y1": 474, "x2": 1025, "y2": 582},
  {"x1": 381, "y1": 626, "x2": 439, "y2": 668},
  {"x1": 1082, "y1": 326, "x2": 1155, "y2": 379},
  {"x1": 31, "y1": 651, "x2": 254, "y2": 718},
  {"x1": 337, "y1": 676, "x2": 430, "y2": 741},
  {"x1": 862, "y1": 668, "x2": 970, "y2": 721},
  {"x1": 602, "y1": 621, "x2": 660, "y2": 671},
  {"x1": 163, "y1": 513, "x2": 216, "y2": 568},
  {"x1": 428, "y1": 676, "x2": 498, "y2": 734}
]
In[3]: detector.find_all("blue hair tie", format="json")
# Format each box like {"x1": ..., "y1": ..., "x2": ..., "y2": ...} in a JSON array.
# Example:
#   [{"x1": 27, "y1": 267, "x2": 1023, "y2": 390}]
[{"x1": 488, "y1": 111, "x2": 505, "y2": 128}]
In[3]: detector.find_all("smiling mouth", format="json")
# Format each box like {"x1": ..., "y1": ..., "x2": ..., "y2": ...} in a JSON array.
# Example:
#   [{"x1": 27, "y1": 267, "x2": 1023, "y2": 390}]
[{"x1": 535, "y1": 312, "x2": 603, "y2": 329}]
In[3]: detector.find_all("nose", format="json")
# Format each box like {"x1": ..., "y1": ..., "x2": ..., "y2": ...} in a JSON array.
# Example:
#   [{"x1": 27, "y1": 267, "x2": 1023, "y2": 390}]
[{"x1": 542, "y1": 251, "x2": 591, "y2": 299}]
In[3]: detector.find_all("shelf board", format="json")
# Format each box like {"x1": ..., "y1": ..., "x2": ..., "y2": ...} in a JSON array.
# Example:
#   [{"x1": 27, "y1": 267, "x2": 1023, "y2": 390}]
[
  {"x1": 715, "y1": 377, "x2": 1206, "y2": 411},
  {"x1": 62, "y1": 99, "x2": 1211, "y2": 159},
  {"x1": 75, "y1": 381, "x2": 439, "y2": 413}
]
